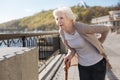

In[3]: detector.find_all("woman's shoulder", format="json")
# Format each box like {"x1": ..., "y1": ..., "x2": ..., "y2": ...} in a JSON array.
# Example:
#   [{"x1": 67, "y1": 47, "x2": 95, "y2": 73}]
[
  {"x1": 74, "y1": 22, "x2": 88, "y2": 28},
  {"x1": 74, "y1": 22, "x2": 86, "y2": 32}
]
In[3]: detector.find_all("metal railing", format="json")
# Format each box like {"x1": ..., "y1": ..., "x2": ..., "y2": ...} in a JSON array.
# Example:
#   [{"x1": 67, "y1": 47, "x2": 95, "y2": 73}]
[
  {"x1": 0, "y1": 31, "x2": 61, "y2": 59},
  {"x1": 0, "y1": 31, "x2": 68, "y2": 79}
]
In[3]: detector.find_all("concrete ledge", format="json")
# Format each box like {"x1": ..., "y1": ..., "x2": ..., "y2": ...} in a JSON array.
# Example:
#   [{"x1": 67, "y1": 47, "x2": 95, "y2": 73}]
[
  {"x1": 0, "y1": 47, "x2": 38, "y2": 80},
  {"x1": 39, "y1": 54, "x2": 64, "y2": 80},
  {"x1": 39, "y1": 50, "x2": 60, "y2": 73}
]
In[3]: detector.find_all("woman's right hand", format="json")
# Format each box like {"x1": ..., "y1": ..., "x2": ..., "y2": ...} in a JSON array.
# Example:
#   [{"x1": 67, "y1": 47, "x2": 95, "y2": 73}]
[{"x1": 63, "y1": 55, "x2": 71, "y2": 71}]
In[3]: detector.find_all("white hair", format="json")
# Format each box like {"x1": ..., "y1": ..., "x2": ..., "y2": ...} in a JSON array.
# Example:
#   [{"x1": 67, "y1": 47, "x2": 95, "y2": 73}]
[{"x1": 53, "y1": 7, "x2": 77, "y2": 22}]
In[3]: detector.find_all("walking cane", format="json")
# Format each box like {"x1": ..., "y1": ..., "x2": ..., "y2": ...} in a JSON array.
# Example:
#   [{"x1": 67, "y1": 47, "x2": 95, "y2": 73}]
[{"x1": 65, "y1": 64, "x2": 68, "y2": 80}]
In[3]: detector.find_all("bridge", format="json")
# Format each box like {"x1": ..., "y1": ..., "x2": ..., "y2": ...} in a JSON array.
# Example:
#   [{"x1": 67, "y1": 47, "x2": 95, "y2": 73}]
[{"x1": 0, "y1": 31, "x2": 120, "y2": 80}]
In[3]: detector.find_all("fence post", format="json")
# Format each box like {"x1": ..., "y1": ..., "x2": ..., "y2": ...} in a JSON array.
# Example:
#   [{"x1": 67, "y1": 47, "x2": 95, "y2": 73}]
[{"x1": 22, "y1": 36, "x2": 26, "y2": 47}]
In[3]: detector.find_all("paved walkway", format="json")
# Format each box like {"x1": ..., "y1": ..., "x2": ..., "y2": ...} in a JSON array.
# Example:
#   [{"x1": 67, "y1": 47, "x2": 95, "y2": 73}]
[{"x1": 53, "y1": 32, "x2": 120, "y2": 80}]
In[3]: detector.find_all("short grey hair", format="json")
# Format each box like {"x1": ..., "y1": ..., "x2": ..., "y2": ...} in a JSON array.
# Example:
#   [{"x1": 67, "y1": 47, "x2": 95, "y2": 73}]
[{"x1": 53, "y1": 7, "x2": 77, "y2": 22}]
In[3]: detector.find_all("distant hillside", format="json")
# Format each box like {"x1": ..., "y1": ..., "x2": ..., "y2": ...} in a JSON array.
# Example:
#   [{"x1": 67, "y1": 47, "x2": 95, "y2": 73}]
[
  {"x1": 0, "y1": 10, "x2": 57, "y2": 31},
  {"x1": 0, "y1": 3, "x2": 120, "y2": 31}
]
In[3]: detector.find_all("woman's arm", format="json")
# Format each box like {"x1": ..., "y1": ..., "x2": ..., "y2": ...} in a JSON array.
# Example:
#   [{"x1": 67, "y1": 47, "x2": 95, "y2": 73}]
[
  {"x1": 59, "y1": 29, "x2": 76, "y2": 69},
  {"x1": 81, "y1": 23, "x2": 110, "y2": 43}
]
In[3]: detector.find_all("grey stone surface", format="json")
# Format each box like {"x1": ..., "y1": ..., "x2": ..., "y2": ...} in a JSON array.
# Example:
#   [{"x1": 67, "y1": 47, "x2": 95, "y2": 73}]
[{"x1": 0, "y1": 47, "x2": 38, "y2": 80}]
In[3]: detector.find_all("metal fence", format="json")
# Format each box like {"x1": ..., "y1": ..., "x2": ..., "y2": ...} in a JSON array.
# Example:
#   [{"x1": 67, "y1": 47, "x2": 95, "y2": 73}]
[{"x1": 0, "y1": 31, "x2": 60, "y2": 60}]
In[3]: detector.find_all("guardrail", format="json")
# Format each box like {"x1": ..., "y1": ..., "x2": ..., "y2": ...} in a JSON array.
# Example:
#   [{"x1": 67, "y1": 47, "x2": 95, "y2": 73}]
[
  {"x1": 0, "y1": 31, "x2": 63, "y2": 62},
  {"x1": 0, "y1": 31, "x2": 67, "y2": 80}
]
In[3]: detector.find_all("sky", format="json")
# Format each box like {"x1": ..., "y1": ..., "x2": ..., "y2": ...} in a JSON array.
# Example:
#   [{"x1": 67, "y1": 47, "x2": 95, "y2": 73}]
[{"x1": 0, "y1": 0, "x2": 120, "y2": 23}]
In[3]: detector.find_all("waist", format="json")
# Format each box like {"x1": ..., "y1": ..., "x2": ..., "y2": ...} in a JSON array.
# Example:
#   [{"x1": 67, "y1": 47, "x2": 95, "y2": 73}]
[{"x1": 78, "y1": 57, "x2": 106, "y2": 67}]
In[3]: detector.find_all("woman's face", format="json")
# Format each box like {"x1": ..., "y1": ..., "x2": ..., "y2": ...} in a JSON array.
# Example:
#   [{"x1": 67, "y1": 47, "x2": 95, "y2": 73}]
[{"x1": 54, "y1": 12, "x2": 72, "y2": 30}]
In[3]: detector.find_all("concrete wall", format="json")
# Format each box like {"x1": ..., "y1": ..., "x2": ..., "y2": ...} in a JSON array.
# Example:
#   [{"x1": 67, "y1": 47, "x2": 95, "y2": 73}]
[{"x1": 0, "y1": 47, "x2": 38, "y2": 80}]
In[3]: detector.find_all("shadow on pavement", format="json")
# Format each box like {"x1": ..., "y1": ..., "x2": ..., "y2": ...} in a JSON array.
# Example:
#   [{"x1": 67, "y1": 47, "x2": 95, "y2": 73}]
[{"x1": 106, "y1": 69, "x2": 119, "y2": 80}]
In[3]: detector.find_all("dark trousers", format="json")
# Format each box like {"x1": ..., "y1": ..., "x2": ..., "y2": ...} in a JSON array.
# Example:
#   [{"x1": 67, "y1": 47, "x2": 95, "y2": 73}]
[{"x1": 78, "y1": 58, "x2": 106, "y2": 80}]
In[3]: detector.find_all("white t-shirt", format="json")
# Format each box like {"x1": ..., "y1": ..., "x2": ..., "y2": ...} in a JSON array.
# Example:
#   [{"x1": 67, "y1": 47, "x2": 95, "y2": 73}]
[{"x1": 64, "y1": 30, "x2": 103, "y2": 66}]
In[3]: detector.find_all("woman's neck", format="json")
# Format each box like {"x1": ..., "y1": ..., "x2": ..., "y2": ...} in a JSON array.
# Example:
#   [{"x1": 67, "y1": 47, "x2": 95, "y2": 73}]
[{"x1": 64, "y1": 24, "x2": 75, "y2": 35}]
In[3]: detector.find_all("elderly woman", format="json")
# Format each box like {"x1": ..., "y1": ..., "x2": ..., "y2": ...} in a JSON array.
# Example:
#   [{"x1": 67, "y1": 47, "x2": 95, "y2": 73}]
[{"x1": 53, "y1": 7, "x2": 111, "y2": 80}]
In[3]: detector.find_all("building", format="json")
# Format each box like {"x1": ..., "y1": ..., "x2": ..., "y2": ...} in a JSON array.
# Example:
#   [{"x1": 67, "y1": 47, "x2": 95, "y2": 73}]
[{"x1": 91, "y1": 10, "x2": 120, "y2": 31}]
